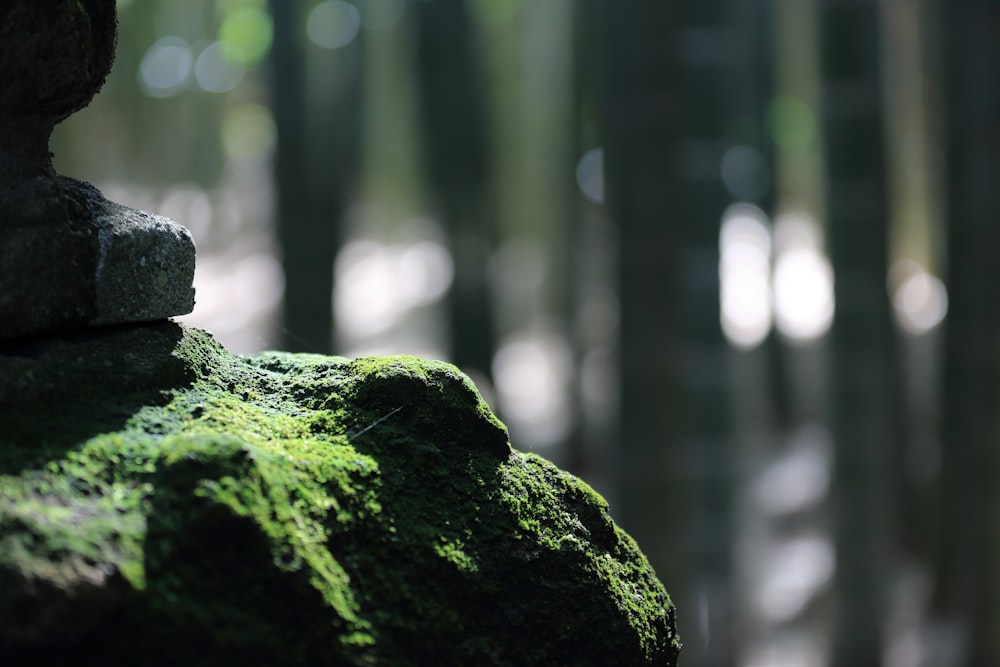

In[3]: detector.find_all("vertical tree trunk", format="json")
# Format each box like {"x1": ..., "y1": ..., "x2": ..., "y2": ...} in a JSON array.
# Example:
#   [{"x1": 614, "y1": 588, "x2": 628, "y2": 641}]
[
  {"x1": 730, "y1": 0, "x2": 793, "y2": 429},
  {"x1": 676, "y1": 9, "x2": 739, "y2": 665},
  {"x1": 563, "y1": 0, "x2": 601, "y2": 480},
  {"x1": 880, "y1": 0, "x2": 942, "y2": 577},
  {"x1": 411, "y1": 0, "x2": 497, "y2": 380},
  {"x1": 932, "y1": 2, "x2": 1000, "y2": 664},
  {"x1": 270, "y1": 0, "x2": 340, "y2": 353},
  {"x1": 602, "y1": 3, "x2": 736, "y2": 664},
  {"x1": 818, "y1": 1, "x2": 894, "y2": 664},
  {"x1": 601, "y1": 0, "x2": 685, "y2": 621}
]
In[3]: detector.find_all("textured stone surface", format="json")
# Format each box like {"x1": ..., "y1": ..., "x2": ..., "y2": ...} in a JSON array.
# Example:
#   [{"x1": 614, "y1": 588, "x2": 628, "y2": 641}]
[
  {"x1": 0, "y1": 324, "x2": 681, "y2": 666},
  {"x1": 0, "y1": 178, "x2": 195, "y2": 339},
  {"x1": 0, "y1": 0, "x2": 118, "y2": 178},
  {"x1": 0, "y1": 0, "x2": 196, "y2": 339}
]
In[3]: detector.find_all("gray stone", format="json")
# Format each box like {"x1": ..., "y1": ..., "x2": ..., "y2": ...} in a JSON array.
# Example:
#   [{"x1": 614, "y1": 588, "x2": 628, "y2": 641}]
[
  {"x1": 0, "y1": 178, "x2": 195, "y2": 339},
  {"x1": 0, "y1": 0, "x2": 196, "y2": 340},
  {"x1": 92, "y1": 198, "x2": 195, "y2": 326}
]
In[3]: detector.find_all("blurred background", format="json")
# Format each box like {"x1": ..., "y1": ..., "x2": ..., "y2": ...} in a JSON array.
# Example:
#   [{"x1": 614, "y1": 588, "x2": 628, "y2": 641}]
[{"x1": 53, "y1": 0, "x2": 998, "y2": 665}]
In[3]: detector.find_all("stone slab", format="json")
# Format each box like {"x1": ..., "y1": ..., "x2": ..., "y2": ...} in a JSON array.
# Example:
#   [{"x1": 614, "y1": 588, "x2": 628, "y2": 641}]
[{"x1": 0, "y1": 178, "x2": 195, "y2": 339}]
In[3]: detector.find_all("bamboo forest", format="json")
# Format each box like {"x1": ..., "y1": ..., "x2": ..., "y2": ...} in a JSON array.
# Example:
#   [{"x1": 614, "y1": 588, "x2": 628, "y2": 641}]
[{"x1": 51, "y1": 1, "x2": 999, "y2": 665}]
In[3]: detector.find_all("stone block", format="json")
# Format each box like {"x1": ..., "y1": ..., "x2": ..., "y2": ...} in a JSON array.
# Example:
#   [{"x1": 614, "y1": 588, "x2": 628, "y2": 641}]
[
  {"x1": 0, "y1": 178, "x2": 195, "y2": 339},
  {"x1": 0, "y1": 0, "x2": 196, "y2": 340}
]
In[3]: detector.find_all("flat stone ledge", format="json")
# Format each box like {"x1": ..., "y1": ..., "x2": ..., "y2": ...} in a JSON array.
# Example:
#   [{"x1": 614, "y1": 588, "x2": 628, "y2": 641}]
[{"x1": 0, "y1": 178, "x2": 195, "y2": 340}]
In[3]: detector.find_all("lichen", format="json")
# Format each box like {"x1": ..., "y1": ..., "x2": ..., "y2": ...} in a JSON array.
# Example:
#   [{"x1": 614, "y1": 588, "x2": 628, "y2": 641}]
[{"x1": 0, "y1": 322, "x2": 680, "y2": 665}]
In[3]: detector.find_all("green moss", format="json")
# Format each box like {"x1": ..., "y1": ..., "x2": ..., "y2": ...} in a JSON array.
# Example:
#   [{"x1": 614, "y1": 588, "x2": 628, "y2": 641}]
[{"x1": 0, "y1": 322, "x2": 679, "y2": 665}]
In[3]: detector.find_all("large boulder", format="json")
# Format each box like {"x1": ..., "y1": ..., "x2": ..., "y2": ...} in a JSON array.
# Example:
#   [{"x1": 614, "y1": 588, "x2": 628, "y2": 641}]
[{"x1": 0, "y1": 323, "x2": 680, "y2": 665}]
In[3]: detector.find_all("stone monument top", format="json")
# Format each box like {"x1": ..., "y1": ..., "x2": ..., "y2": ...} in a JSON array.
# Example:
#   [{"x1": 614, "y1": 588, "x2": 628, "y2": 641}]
[{"x1": 0, "y1": 0, "x2": 196, "y2": 340}]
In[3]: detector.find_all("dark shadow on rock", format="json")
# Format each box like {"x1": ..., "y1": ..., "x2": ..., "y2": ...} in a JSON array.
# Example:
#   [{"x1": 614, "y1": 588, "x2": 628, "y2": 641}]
[
  {"x1": 340, "y1": 431, "x2": 673, "y2": 664},
  {"x1": 0, "y1": 320, "x2": 193, "y2": 474},
  {"x1": 131, "y1": 441, "x2": 353, "y2": 666},
  {"x1": 332, "y1": 362, "x2": 677, "y2": 665}
]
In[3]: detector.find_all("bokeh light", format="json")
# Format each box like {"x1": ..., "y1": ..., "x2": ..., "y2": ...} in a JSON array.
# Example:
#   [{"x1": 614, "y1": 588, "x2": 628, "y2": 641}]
[
  {"x1": 218, "y1": 6, "x2": 273, "y2": 64},
  {"x1": 307, "y1": 1, "x2": 362, "y2": 50},
  {"x1": 575, "y1": 147, "x2": 605, "y2": 204},
  {"x1": 492, "y1": 333, "x2": 572, "y2": 449},
  {"x1": 772, "y1": 214, "x2": 834, "y2": 342},
  {"x1": 222, "y1": 103, "x2": 277, "y2": 161},
  {"x1": 755, "y1": 535, "x2": 834, "y2": 623},
  {"x1": 755, "y1": 425, "x2": 831, "y2": 515},
  {"x1": 158, "y1": 187, "x2": 214, "y2": 240},
  {"x1": 335, "y1": 238, "x2": 454, "y2": 338},
  {"x1": 138, "y1": 36, "x2": 193, "y2": 98},
  {"x1": 195, "y1": 41, "x2": 246, "y2": 93},
  {"x1": 183, "y1": 252, "x2": 285, "y2": 346},
  {"x1": 490, "y1": 236, "x2": 549, "y2": 307},
  {"x1": 767, "y1": 94, "x2": 817, "y2": 151},
  {"x1": 719, "y1": 204, "x2": 772, "y2": 349},
  {"x1": 890, "y1": 260, "x2": 948, "y2": 335}
]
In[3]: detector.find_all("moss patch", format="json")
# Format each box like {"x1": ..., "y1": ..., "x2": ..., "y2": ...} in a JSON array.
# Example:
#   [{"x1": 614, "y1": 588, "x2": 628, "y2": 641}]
[{"x1": 0, "y1": 322, "x2": 679, "y2": 665}]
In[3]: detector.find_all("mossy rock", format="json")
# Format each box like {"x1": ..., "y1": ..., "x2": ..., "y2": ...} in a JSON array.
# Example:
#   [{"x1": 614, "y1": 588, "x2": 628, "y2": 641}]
[{"x1": 0, "y1": 323, "x2": 680, "y2": 666}]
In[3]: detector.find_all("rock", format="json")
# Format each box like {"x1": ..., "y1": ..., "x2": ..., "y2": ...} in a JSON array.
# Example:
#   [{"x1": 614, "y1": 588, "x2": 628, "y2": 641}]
[
  {"x1": 0, "y1": 0, "x2": 195, "y2": 340},
  {"x1": 0, "y1": 324, "x2": 681, "y2": 665},
  {"x1": 0, "y1": 179, "x2": 196, "y2": 339},
  {"x1": 0, "y1": 0, "x2": 118, "y2": 176}
]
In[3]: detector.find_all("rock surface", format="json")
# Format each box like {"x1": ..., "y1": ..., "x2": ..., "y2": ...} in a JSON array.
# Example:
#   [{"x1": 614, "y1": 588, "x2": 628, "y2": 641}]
[
  {"x1": 0, "y1": 0, "x2": 118, "y2": 177},
  {"x1": 0, "y1": 178, "x2": 196, "y2": 339},
  {"x1": 0, "y1": 0, "x2": 196, "y2": 340},
  {"x1": 0, "y1": 323, "x2": 680, "y2": 666}
]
